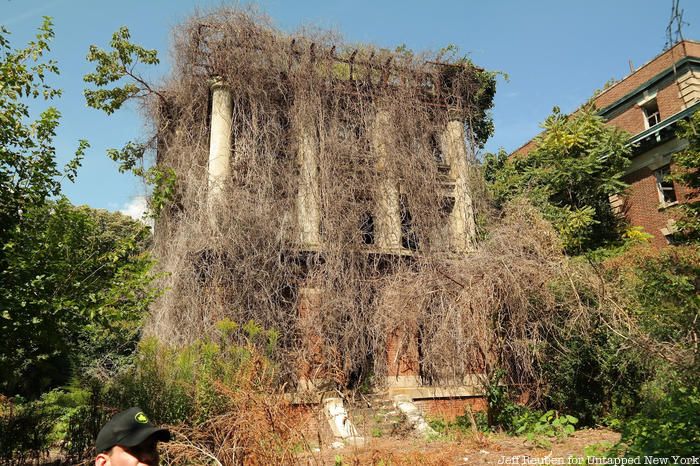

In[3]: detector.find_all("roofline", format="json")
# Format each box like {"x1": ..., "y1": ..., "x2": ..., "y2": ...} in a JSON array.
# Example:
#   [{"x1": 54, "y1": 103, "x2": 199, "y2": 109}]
[
  {"x1": 510, "y1": 39, "x2": 700, "y2": 157},
  {"x1": 593, "y1": 39, "x2": 700, "y2": 103},
  {"x1": 597, "y1": 57, "x2": 700, "y2": 116}
]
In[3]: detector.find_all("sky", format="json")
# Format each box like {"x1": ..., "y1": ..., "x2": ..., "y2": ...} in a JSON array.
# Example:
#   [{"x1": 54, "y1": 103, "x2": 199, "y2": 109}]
[{"x1": 3, "y1": 0, "x2": 700, "y2": 219}]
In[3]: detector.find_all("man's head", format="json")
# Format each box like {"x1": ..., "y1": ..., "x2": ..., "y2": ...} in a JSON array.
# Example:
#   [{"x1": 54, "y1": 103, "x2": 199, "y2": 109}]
[{"x1": 94, "y1": 407, "x2": 171, "y2": 466}]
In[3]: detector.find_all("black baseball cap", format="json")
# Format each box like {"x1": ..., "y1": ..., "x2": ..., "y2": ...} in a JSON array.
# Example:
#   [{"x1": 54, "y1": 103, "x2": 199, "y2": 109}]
[{"x1": 95, "y1": 407, "x2": 171, "y2": 453}]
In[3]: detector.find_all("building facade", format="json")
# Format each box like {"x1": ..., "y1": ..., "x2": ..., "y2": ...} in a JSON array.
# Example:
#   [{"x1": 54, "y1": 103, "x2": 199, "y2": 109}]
[
  {"x1": 514, "y1": 40, "x2": 700, "y2": 247},
  {"x1": 151, "y1": 12, "x2": 497, "y2": 421}
]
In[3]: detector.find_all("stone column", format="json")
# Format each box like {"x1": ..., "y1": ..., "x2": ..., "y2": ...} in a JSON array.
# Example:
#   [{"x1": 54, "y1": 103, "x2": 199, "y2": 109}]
[
  {"x1": 296, "y1": 118, "x2": 321, "y2": 248},
  {"x1": 372, "y1": 110, "x2": 402, "y2": 251},
  {"x1": 208, "y1": 79, "x2": 233, "y2": 203},
  {"x1": 441, "y1": 120, "x2": 477, "y2": 253}
]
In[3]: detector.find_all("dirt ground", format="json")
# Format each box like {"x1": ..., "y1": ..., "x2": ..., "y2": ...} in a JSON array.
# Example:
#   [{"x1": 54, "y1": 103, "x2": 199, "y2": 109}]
[{"x1": 303, "y1": 428, "x2": 621, "y2": 466}]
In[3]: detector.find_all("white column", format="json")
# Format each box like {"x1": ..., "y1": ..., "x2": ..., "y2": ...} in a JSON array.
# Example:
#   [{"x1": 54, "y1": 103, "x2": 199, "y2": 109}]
[
  {"x1": 372, "y1": 110, "x2": 402, "y2": 251},
  {"x1": 296, "y1": 118, "x2": 321, "y2": 248},
  {"x1": 208, "y1": 79, "x2": 232, "y2": 203},
  {"x1": 442, "y1": 120, "x2": 477, "y2": 253}
]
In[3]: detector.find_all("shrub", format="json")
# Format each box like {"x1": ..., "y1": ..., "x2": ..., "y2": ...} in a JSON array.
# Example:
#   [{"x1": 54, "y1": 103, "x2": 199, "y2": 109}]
[
  {"x1": 91, "y1": 319, "x2": 301, "y2": 465},
  {"x1": 621, "y1": 382, "x2": 700, "y2": 457},
  {"x1": 0, "y1": 395, "x2": 62, "y2": 465}
]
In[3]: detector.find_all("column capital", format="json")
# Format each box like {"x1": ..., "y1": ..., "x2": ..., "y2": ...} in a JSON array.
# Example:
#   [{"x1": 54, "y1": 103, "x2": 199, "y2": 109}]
[{"x1": 209, "y1": 76, "x2": 229, "y2": 91}]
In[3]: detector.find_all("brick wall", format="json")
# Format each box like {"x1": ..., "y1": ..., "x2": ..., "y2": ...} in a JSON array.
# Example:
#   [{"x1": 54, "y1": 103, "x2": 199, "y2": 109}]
[
  {"x1": 621, "y1": 164, "x2": 693, "y2": 248},
  {"x1": 386, "y1": 329, "x2": 420, "y2": 378},
  {"x1": 605, "y1": 80, "x2": 686, "y2": 135},
  {"x1": 414, "y1": 397, "x2": 487, "y2": 422},
  {"x1": 607, "y1": 105, "x2": 645, "y2": 134},
  {"x1": 657, "y1": 80, "x2": 687, "y2": 119}
]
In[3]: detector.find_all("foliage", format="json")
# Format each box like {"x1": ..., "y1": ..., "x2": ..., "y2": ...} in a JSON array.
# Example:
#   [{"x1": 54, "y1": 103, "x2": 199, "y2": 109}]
[
  {"x1": 625, "y1": 245, "x2": 699, "y2": 358},
  {"x1": 484, "y1": 105, "x2": 631, "y2": 253},
  {"x1": 669, "y1": 110, "x2": 700, "y2": 242},
  {"x1": 84, "y1": 27, "x2": 175, "y2": 217},
  {"x1": 0, "y1": 395, "x2": 64, "y2": 465},
  {"x1": 0, "y1": 19, "x2": 158, "y2": 399},
  {"x1": 0, "y1": 17, "x2": 88, "y2": 243},
  {"x1": 79, "y1": 319, "x2": 298, "y2": 465},
  {"x1": 0, "y1": 198, "x2": 157, "y2": 397},
  {"x1": 105, "y1": 319, "x2": 280, "y2": 425},
  {"x1": 482, "y1": 369, "x2": 524, "y2": 431},
  {"x1": 84, "y1": 26, "x2": 160, "y2": 114},
  {"x1": 621, "y1": 382, "x2": 700, "y2": 457},
  {"x1": 513, "y1": 410, "x2": 578, "y2": 448}
]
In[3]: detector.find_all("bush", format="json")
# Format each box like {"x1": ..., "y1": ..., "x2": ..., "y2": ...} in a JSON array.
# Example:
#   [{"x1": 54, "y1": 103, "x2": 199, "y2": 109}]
[
  {"x1": 0, "y1": 395, "x2": 62, "y2": 465},
  {"x1": 621, "y1": 382, "x2": 700, "y2": 457},
  {"x1": 83, "y1": 319, "x2": 301, "y2": 465}
]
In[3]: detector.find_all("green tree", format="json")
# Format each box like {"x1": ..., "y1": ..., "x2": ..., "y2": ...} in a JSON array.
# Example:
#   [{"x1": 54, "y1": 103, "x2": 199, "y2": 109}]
[
  {"x1": 670, "y1": 110, "x2": 700, "y2": 242},
  {"x1": 0, "y1": 17, "x2": 88, "y2": 242},
  {"x1": 0, "y1": 19, "x2": 159, "y2": 398},
  {"x1": 1, "y1": 199, "x2": 157, "y2": 397},
  {"x1": 84, "y1": 27, "x2": 175, "y2": 216},
  {"x1": 484, "y1": 105, "x2": 632, "y2": 253}
]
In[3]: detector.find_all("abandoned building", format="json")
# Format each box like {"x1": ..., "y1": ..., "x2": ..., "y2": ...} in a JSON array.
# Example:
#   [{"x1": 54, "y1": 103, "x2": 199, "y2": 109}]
[
  {"x1": 513, "y1": 40, "x2": 700, "y2": 247},
  {"x1": 148, "y1": 11, "x2": 501, "y2": 427}
]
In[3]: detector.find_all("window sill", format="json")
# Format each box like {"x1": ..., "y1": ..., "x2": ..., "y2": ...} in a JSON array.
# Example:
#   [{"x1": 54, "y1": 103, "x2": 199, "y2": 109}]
[{"x1": 658, "y1": 201, "x2": 679, "y2": 211}]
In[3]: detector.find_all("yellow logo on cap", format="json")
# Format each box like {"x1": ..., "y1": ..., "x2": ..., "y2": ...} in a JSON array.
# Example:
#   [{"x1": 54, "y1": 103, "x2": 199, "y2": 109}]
[{"x1": 135, "y1": 412, "x2": 148, "y2": 424}]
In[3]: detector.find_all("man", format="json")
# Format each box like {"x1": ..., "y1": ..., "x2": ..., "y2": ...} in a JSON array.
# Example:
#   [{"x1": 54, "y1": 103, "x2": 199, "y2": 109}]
[{"x1": 94, "y1": 407, "x2": 171, "y2": 466}]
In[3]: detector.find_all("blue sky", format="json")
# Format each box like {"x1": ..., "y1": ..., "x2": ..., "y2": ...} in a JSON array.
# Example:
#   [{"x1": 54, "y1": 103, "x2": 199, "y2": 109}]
[{"x1": 3, "y1": 0, "x2": 699, "y2": 217}]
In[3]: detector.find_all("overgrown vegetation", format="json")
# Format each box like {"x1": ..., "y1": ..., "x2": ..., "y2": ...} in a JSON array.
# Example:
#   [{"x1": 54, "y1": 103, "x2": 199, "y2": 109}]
[
  {"x1": 482, "y1": 100, "x2": 699, "y2": 457},
  {"x1": 484, "y1": 105, "x2": 631, "y2": 254},
  {"x1": 670, "y1": 110, "x2": 700, "y2": 242},
  {"x1": 3, "y1": 6, "x2": 699, "y2": 464},
  {"x1": 84, "y1": 7, "x2": 505, "y2": 390},
  {"x1": 0, "y1": 18, "x2": 160, "y2": 464}
]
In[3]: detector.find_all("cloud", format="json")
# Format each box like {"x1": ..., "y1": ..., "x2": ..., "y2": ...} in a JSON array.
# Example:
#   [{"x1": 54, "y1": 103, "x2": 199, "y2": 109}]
[{"x1": 119, "y1": 196, "x2": 152, "y2": 227}]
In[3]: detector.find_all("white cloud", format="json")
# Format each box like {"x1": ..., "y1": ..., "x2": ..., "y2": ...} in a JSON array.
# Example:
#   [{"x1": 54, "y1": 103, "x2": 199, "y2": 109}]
[{"x1": 119, "y1": 196, "x2": 152, "y2": 227}]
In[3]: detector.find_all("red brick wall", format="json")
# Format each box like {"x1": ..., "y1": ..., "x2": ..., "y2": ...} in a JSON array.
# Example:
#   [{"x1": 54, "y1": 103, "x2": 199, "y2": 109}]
[
  {"x1": 414, "y1": 397, "x2": 487, "y2": 422},
  {"x1": 657, "y1": 81, "x2": 686, "y2": 119},
  {"x1": 622, "y1": 164, "x2": 692, "y2": 248},
  {"x1": 386, "y1": 329, "x2": 420, "y2": 377},
  {"x1": 594, "y1": 41, "x2": 700, "y2": 110},
  {"x1": 607, "y1": 105, "x2": 645, "y2": 134}
]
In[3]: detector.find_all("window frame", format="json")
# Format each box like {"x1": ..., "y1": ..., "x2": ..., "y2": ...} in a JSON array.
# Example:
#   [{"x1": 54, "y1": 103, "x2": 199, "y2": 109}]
[{"x1": 654, "y1": 165, "x2": 678, "y2": 207}]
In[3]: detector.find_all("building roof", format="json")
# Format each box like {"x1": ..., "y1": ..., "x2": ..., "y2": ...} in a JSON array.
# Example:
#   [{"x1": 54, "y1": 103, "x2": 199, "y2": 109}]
[{"x1": 511, "y1": 40, "x2": 700, "y2": 158}]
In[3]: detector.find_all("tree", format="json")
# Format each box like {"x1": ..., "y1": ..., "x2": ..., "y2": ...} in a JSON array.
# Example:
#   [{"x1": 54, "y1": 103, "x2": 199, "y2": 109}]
[
  {"x1": 0, "y1": 19, "x2": 158, "y2": 398},
  {"x1": 484, "y1": 105, "x2": 632, "y2": 254},
  {"x1": 0, "y1": 199, "x2": 157, "y2": 397},
  {"x1": 670, "y1": 110, "x2": 700, "y2": 242},
  {"x1": 0, "y1": 17, "x2": 87, "y2": 244},
  {"x1": 84, "y1": 27, "x2": 175, "y2": 216}
]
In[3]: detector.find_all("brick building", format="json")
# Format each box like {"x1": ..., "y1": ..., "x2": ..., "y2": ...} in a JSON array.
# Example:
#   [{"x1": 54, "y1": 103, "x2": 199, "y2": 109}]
[{"x1": 513, "y1": 40, "x2": 700, "y2": 247}]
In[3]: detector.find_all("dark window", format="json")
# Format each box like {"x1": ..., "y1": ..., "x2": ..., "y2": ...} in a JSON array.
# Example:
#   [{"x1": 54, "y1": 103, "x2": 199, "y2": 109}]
[
  {"x1": 429, "y1": 133, "x2": 445, "y2": 164},
  {"x1": 439, "y1": 197, "x2": 455, "y2": 217},
  {"x1": 360, "y1": 212, "x2": 375, "y2": 245},
  {"x1": 655, "y1": 165, "x2": 677, "y2": 205},
  {"x1": 400, "y1": 195, "x2": 419, "y2": 251}
]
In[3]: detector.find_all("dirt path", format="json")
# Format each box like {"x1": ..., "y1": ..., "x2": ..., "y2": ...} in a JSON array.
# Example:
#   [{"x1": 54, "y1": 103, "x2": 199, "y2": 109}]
[{"x1": 305, "y1": 428, "x2": 620, "y2": 465}]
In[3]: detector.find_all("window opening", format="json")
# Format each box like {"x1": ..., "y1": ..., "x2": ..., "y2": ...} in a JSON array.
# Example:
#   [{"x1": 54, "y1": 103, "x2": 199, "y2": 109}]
[
  {"x1": 400, "y1": 195, "x2": 419, "y2": 251},
  {"x1": 439, "y1": 197, "x2": 455, "y2": 217},
  {"x1": 642, "y1": 99, "x2": 660, "y2": 128},
  {"x1": 360, "y1": 212, "x2": 375, "y2": 245},
  {"x1": 429, "y1": 133, "x2": 445, "y2": 165},
  {"x1": 655, "y1": 165, "x2": 677, "y2": 205}
]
